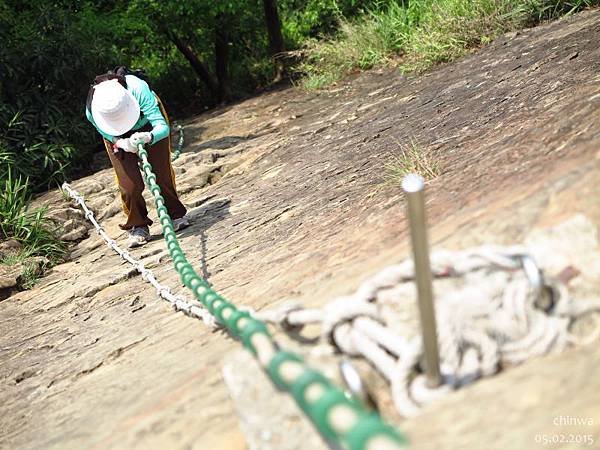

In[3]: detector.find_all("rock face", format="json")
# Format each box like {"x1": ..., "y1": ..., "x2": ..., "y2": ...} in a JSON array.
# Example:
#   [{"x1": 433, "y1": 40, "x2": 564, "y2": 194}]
[
  {"x1": 0, "y1": 256, "x2": 49, "y2": 301},
  {"x1": 0, "y1": 239, "x2": 22, "y2": 258},
  {"x1": 0, "y1": 239, "x2": 23, "y2": 300},
  {"x1": 222, "y1": 350, "x2": 329, "y2": 450},
  {"x1": 0, "y1": 264, "x2": 21, "y2": 300},
  {"x1": 1, "y1": 9, "x2": 600, "y2": 450},
  {"x1": 44, "y1": 206, "x2": 90, "y2": 242}
]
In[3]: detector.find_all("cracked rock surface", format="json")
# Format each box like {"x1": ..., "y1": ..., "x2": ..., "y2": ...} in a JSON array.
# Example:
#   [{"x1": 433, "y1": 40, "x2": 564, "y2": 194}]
[{"x1": 1, "y1": 10, "x2": 600, "y2": 450}]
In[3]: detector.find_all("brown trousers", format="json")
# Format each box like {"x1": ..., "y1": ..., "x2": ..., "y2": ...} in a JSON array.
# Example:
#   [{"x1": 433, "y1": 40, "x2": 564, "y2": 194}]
[{"x1": 104, "y1": 122, "x2": 187, "y2": 230}]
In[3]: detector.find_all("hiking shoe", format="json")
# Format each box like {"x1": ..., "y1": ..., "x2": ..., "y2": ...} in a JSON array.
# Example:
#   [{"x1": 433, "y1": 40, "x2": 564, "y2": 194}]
[
  {"x1": 128, "y1": 226, "x2": 150, "y2": 248},
  {"x1": 173, "y1": 215, "x2": 190, "y2": 232}
]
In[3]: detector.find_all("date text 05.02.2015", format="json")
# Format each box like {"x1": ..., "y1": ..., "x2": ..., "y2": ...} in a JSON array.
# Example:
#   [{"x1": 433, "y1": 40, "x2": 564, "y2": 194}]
[{"x1": 534, "y1": 433, "x2": 594, "y2": 446}]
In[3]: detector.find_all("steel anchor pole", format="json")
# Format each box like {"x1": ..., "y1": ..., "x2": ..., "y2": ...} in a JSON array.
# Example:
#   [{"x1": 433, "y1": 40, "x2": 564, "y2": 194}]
[{"x1": 402, "y1": 173, "x2": 441, "y2": 388}]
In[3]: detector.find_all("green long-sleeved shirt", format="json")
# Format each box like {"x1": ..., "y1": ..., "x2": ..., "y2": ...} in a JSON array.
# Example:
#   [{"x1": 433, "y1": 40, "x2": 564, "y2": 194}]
[{"x1": 85, "y1": 75, "x2": 169, "y2": 145}]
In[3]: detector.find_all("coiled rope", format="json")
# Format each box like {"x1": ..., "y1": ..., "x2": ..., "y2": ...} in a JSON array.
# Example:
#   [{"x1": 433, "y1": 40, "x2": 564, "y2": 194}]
[
  {"x1": 62, "y1": 140, "x2": 408, "y2": 450},
  {"x1": 257, "y1": 247, "x2": 600, "y2": 417}
]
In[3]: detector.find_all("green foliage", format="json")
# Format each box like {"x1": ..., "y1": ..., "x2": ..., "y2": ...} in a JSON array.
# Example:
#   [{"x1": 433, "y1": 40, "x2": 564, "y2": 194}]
[
  {"x1": 19, "y1": 261, "x2": 43, "y2": 290},
  {"x1": 0, "y1": 107, "x2": 77, "y2": 192},
  {"x1": 0, "y1": 1, "x2": 122, "y2": 191},
  {"x1": 296, "y1": 1, "x2": 415, "y2": 87},
  {"x1": 280, "y1": 0, "x2": 383, "y2": 45},
  {"x1": 125, "y1": 0, "x2": 279, "y2": 103},
  {"x1": 519, "y1": 0, "x2": 597, "y2": 21},
  {"x1": 0, "y1": 171, "x2": 67, "y2": 264},
  {"x1": 297, "y1": 0, "x2": 599, "y2": 88}
]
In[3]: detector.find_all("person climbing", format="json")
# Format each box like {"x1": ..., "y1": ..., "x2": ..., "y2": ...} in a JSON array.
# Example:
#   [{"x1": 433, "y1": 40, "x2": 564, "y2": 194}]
[{"x1": 85, "y1": 67, "x2": 189, "y2": 248}]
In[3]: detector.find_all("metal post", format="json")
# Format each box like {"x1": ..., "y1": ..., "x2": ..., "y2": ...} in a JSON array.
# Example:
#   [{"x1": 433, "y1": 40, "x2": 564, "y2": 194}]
[{"x1": 402, "y1": 173, "x2": 441, "y2": 388}]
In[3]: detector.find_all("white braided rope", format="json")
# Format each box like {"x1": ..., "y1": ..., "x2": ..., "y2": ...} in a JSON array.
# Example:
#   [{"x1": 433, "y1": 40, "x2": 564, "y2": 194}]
[
  {"x1": 258, "y1": 247, "x2": 600, "y2": 417},
  {"x1": 62, "y1": 183, "x2": 215, "y2": 328}
]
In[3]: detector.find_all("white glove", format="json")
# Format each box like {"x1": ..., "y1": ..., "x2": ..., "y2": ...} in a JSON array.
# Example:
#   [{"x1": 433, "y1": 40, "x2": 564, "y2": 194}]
[
  {"x1": 115, "y1": 138, "x2": 138, "y2": 154},
  {"x1": 129, "y1": 132, "x2": 153, "y2": 147}
]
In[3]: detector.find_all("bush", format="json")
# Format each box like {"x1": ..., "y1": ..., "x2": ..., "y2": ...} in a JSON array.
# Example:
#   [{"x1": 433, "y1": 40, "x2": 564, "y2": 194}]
[
  {"x1": 0, "y1": 107, "x2": 77, "y2": 192},
  {"x1": 0, "y1": 2, "x2": 123, "y2": 192},
  {"x1": 281, "y1": 0, "x2": 385, "y2": 45},
  {"x1": 0, "y1": 171, "x2": 67, "y2": 265},
  {"x1": 296, "y1": 0, "x2": 600, "y2": 88},
  {"x1": 296, "y1": 1, "x2": 415, "y2": 88}
]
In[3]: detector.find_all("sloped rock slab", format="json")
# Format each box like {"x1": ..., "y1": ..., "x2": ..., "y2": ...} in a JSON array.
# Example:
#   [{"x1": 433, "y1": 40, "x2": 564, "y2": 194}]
[{"x1": 222, "y1": 349, "x2": 328, "y2": 450}]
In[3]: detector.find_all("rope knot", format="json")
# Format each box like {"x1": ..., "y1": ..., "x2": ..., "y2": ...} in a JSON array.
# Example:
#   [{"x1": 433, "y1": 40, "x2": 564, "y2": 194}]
[
  {"x1": 322, "y1": 296, "x2": 383, "y2": 353},
  {"x1": 256, "y1": 301, "x2": 305, "y2": 332}
]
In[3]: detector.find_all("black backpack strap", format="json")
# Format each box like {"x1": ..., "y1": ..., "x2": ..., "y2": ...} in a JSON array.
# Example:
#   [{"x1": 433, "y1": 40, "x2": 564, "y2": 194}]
[{"x1": 86, "y1": 72, "x2": 127, "y2": 111}]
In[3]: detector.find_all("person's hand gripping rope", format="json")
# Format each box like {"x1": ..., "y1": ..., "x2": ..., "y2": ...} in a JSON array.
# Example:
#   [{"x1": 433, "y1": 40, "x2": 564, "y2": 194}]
[{"x1": 112, "y1": 132, "x2": 153, "y2": 158}]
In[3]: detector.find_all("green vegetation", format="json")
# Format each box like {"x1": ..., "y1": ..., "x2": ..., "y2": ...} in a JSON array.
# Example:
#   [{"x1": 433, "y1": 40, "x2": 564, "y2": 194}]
[
  {"x1": 0, "y1": 172, "x2": 67, "y2": 267},
  {"x1": 18, "y1": 263, "x2": 42, "y2": 290},
  {"x1": 298, "y1": 0, "x2": 599, "y2": 88},
  {"x1": 385, "y1": 139, "x2": 441, "y2": 182},
  {"x1": 0, "y1": 2, "x2": 117, "y2": 192}
]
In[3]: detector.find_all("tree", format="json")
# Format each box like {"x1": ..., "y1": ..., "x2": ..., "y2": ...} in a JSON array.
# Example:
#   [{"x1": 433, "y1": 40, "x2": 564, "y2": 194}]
[
  {"x1": 164, "y1": 30, "x2": 220, "y2": 97},
  {"x1": 262, "y1": 0, "x2": 285, "y2": 80},
  {"x1": 0, "y1": 1, "x2": 123, "y2": 190},
  {"x1": 215, "y1": 14, "x2": 232, "y2": 102}
]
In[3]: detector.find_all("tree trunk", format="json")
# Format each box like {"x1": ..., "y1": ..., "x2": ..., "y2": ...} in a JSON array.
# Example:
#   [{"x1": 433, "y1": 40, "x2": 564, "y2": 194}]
[
  {"x1": 262, "y1": 0, "x2": 285, "y2": 81},
  {"x1": 167, "y1": 32, "x2": 219, "y2": 96},
  {"x1": 215, "y1": 17, "x2": 231, "y2": 102}
]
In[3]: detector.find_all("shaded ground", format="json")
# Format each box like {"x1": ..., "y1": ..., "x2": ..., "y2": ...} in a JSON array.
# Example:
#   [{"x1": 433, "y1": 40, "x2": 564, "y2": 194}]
[{"x1": 1, "y1": 9, "x2": 600, "y2": 450}]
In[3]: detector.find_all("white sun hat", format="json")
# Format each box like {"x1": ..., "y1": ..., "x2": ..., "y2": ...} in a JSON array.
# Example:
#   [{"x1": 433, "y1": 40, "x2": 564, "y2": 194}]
[{"x1": 91, "y1": 79, "x2": 140, "y2": 136}]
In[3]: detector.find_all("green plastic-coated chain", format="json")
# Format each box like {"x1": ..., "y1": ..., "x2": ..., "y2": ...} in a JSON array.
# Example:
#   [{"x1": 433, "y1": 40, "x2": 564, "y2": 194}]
[
  {"x1": 267, "y1": 351, "x2": 304, "y2": 390},
  {"x1": 291, "y1": 369, "x2": 332, "y2": 413},
  {"x1": 347, "y1": 415, "x2": 409, "y2": 450},
  {"x1": 137, "y1": 143, "x2": 408, "y2": 450},
  {"x1": 170, "y1": 124, "x2": 184, "y2": 161},
  {"x1": 312, "y1": 390, "x2": 365, "y2": 441}
]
